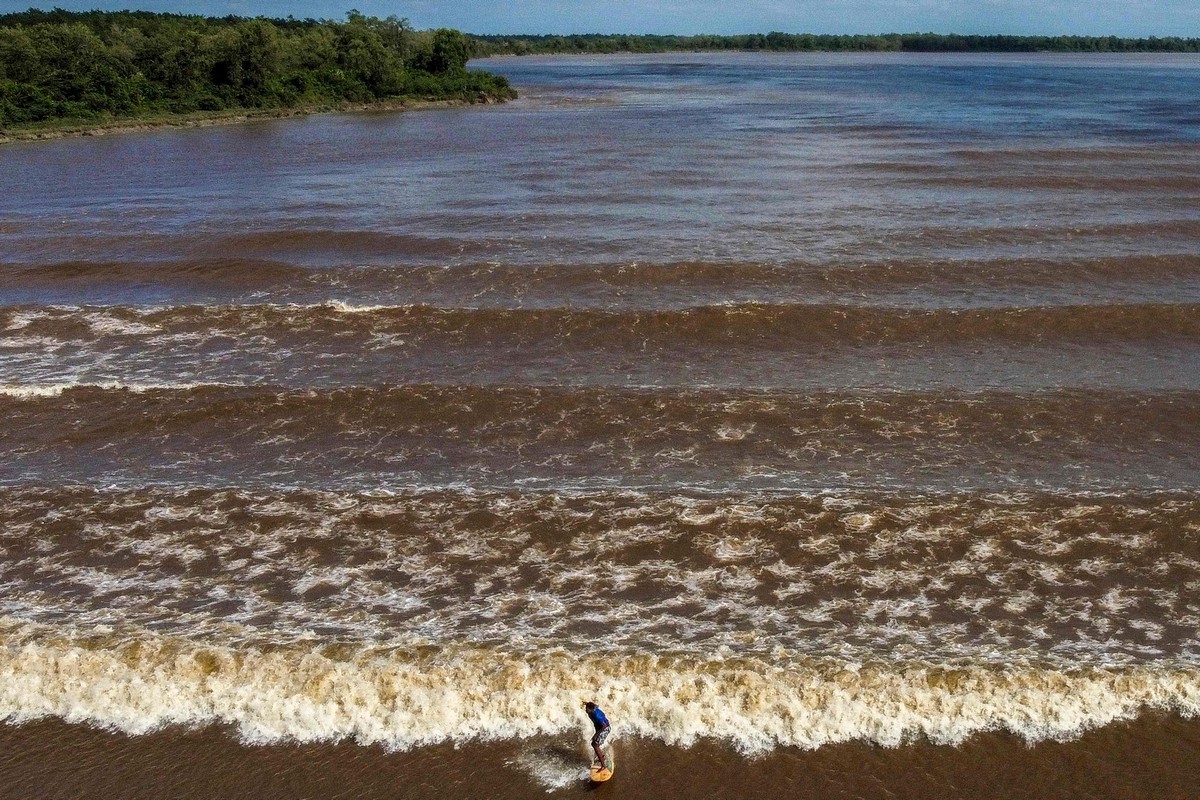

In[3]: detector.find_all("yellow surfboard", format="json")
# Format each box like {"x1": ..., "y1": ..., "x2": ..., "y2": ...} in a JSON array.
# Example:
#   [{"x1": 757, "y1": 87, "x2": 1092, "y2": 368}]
[{"x1": 589, "y1": 752, "x2": 615, "y2": 783}]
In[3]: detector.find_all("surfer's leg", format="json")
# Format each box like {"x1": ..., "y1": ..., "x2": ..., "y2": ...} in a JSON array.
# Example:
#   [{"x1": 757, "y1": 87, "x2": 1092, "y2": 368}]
[{"x1": 593, "y1": 728, "x2": 610, "y2": 768}]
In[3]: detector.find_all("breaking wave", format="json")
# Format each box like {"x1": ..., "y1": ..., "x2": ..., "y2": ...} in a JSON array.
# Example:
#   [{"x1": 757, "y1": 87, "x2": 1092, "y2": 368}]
[{"x1": 3, "y1": 621, "x2": 1200, "y2": 753}]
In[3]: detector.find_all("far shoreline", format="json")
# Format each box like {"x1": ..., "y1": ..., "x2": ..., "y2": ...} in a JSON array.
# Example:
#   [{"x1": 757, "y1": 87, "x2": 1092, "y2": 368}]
[
  {"x1": 0, "y1": 96, "x2": 508, "y2": 146},
  {"x1": 4, "y1": 48, "x2": 1192, "y2": 146}
]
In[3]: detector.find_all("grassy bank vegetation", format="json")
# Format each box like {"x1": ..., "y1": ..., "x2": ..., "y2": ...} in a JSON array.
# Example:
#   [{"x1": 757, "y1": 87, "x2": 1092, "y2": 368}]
[
  {"x1": 472, "y1": 32, "x2": 1200, "y2": 55},
  {"x1": 0, "y1": 8, "x2": 515, "y2": 132}
]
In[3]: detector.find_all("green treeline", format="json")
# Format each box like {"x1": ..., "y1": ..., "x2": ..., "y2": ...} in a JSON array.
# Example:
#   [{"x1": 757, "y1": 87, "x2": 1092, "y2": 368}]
[
  {"x1": 0, "y1": 8, "x2": 515, "y2": 129},
  {"x1": 472, "y1": 32, "x2": 1200, "y2": 56}
]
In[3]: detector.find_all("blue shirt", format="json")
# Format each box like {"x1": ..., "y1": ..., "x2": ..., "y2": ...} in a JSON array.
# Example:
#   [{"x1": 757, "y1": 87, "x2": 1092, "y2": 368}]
[{"x1": 587, "y1": 706, "x2": 609, "y2": 731}]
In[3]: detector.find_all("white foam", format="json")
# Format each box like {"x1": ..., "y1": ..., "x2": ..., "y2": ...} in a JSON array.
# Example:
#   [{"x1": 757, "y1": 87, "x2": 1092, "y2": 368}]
[
  {"x1": 1, "y1": 309, "x2": 56, "y2": 332},
  {"x1": 511, "y1": 744, "x2": 591, "y2": 792},
  {"x1": 324, "y1": 300, "x2": 397, "y2": 314},
  {"x1": 83, "y1": 311, "x2": 160, "y2": 336},
  {"x1": 6, "y1": 615, "x2": 1189, "y2": 753},
  {"x1": 702, "y1": 533, "x2": 772, "y2": 562},
  {"x1": 715, "y1": 424, "x2": 754, "y2": 442},
  {"x1": 0, "y1": 381, "x2": 236, "y2": 398},
  {"x1": 0, "y1": 383, "x2": 90, "y2": 398},
  {"x1": 843, "y1": 512, "x2": 876, "y2": 531},
  {"x1": 1079, "y1": 557, "x2": 1116, "y2": 576}
]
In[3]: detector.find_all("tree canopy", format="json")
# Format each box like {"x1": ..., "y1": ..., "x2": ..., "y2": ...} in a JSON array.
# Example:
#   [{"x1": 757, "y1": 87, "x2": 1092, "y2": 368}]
[
  {"x1": 0, "y1": 9, "x2": 514, "y2": 129},
  {"x1": 470, "y1": 31, "x2": 1200, "y2": 55}
]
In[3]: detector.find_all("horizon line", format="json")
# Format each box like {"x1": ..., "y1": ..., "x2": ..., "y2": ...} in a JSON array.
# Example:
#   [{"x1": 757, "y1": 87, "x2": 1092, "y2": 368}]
[{"x1": 1, "y1": 9, "x2": 1198, "y2": 40}]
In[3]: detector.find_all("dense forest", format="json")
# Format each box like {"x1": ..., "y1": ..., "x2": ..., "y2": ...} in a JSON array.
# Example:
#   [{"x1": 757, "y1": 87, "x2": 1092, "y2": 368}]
[
  {"x1": 0, "y1": 9, "x2": 515, "y2": 129},
  {"x1": 472, "y1": 32, "x2": 1200, "y2": 55}
]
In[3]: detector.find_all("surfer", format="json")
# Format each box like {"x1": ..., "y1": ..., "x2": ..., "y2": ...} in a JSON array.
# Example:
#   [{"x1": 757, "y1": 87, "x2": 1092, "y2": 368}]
[{"x1": 583, "y1": 701, "x2": 611, "y2": 768}]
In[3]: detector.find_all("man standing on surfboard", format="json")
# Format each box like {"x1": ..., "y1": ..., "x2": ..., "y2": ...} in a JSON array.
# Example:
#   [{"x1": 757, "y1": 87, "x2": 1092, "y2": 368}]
[{"x1": 583, "y1": 701, "x2": 611, "y2": 769}]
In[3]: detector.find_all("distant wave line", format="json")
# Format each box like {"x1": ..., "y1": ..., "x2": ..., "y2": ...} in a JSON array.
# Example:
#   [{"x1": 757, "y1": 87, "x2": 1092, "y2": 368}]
[
  {"x1": 5, "y1": 301, "x2": 1200, "y2": 347},
  {"x1": 2, "y1": 253, "x2": 1198, "y2": 295}
]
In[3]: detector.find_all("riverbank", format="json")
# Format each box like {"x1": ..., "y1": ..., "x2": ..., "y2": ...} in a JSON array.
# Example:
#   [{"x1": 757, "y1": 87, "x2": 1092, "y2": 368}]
[{"x1": 0, "y1": 96, "x2": 509, "y2": 145}]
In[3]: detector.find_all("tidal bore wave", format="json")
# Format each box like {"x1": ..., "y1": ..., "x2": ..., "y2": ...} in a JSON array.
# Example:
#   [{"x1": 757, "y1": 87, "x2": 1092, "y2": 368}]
[{"x1": 4, "y1": 622, "x2": 1200, "y2": 753}]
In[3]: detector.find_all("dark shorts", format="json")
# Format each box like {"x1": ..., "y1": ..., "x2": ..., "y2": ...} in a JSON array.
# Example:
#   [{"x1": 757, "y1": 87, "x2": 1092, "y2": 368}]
[{"x1": 591, "y1": 726, "x2": 610, "y2": 748}]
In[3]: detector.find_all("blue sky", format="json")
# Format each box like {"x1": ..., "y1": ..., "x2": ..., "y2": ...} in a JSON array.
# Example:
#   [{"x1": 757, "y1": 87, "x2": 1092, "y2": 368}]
[{"x1": 2, "y1": 0, "x2": 1197, "y2": 36}]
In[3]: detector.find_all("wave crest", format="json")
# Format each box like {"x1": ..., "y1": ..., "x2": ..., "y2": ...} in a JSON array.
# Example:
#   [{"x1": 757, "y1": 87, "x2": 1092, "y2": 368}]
[{"x1": 3, "y1": 622, "x2": 1199, "y2": 753}]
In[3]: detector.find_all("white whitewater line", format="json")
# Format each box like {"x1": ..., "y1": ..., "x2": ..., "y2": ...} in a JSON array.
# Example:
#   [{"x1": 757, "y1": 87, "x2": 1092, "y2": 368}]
[
  {"x1": 0, "y1": 381, "x2": 240, "y2": 398},
  {"x1": 324, "y1": 300, "x2": 396, "y2": 313},
  {"x1": 3, "y1": 623, "x2": 1200, "y2": 753},
  {"x1": 511, "y1": 745, "x2": 590, "y2": 792}
]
